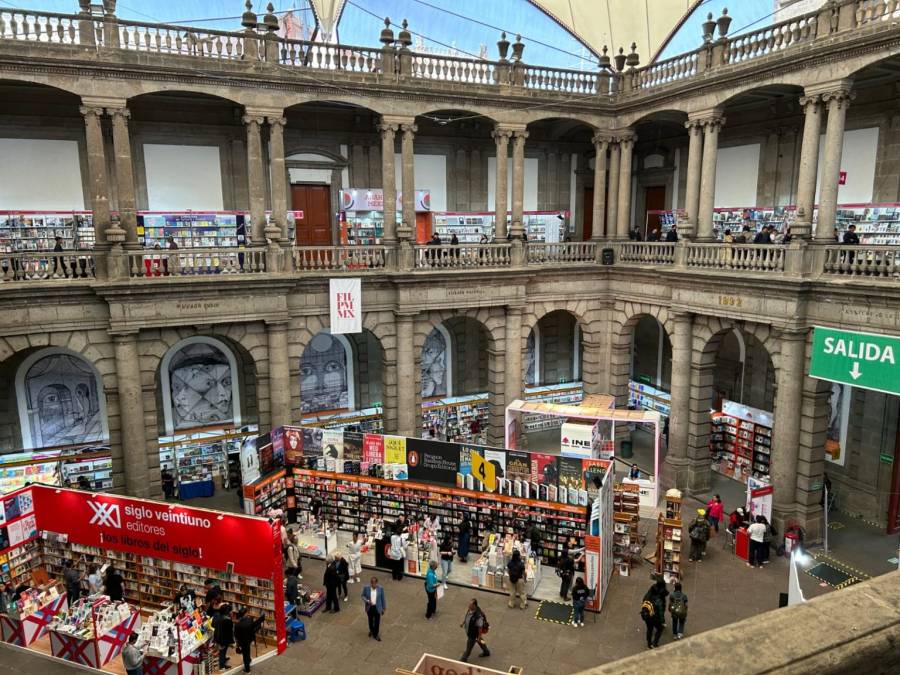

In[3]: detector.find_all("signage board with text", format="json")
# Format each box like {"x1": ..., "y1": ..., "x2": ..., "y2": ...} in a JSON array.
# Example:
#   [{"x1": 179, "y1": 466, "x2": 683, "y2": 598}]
[{"x1": 810, "y1": 326, "x2": 900, "y2": 395}]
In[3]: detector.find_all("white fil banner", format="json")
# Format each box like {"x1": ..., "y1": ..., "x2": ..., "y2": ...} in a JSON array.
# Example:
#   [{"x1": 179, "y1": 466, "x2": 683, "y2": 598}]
[{"x1": 330, "y1": 278, "x2": 362, "y2": 334}]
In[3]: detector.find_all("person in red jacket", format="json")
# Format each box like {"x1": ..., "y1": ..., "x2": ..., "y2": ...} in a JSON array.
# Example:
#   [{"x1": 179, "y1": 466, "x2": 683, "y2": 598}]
[{"x1": 706, "y1": 495, "x2": 725, "y2": 534}]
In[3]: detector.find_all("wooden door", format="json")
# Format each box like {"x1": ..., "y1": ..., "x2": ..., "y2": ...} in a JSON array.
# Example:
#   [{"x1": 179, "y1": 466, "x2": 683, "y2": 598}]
[
  {"x1": 644, "y1": 185, "x2": 666, "y2": 239},
  {"x1": 582, "y1": 187, "x2": 594, "y2": 241},
  {"x1": 291, "y1": 184, "x2": 332, "y2": 246}
]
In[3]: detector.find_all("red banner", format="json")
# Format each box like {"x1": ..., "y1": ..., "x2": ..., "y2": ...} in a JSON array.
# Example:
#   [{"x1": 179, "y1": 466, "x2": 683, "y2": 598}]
[{"x1": 30, "y1": 486, "x2": 279, "y2": 579}]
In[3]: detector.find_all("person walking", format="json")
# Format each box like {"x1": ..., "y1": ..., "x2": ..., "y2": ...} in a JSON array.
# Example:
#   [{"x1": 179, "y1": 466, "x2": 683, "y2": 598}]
[
  {"x1": 665, "y1": 225, "x2": 678, "y2": 242},
  {"x1": 121, "y1": 633, "x2": 143, "y2": 675},
  {"x1": 86, "y1": 564, "x2": 102, "y2": 596},
  {"x1": 213, "y1": 603, "x2": 234, "y2": 670},
  {"x1": 506, "y1": 549, "x2": 527, "y2": 610},
  {"x1": 688, "y1": 509, "x2": 710, "y2": 562},
  {"x1": 347, "y1": 532, "x2": 363, "y2": 584},
  {"x1": 285, "y1": 568, "x2": 300, "y2": 609},
  {"x1": 161, "y1": 469, "x2": 175, "y2": 499},
  {"x1": 668, "y1": 582, "x2": 688, "y2": 639},
  {"x1": 458, "y1": 514, "x2": 472, "y2": 563},
  {"x1": 361, "y1": 577, "x2": 386, "y2": 641},
  {"x1": 747, "y1": 515, "x2": 767, "y2": 568},
  {"x1": 335, "y1": 551, "x2": 350, "y2": 602},
  {"x1": 706, "y1": 495, "x2": 724, "y2": 534},
  {"x1": 63, "y1": 559, "x2": 82, "y2": 604},
  {"x1": 557, "y1": 548, "x2": 575, "y2": 600},
  {"x1": 285, "y1": 530, "x2": 302, "y2": 578},
  {"x1": 571, "y1": 577, "x2": 591, "y2": 627},
  {"x1": 460, "y1": 598, "x2": 490, "y2": 662},
  {"x1": 641, "y1": 579, "x2": 667, "y2": 649},
  {"x1": 388, "y1": 530, "x2": 405, "y2": 581},
  {"x1": 439, "y1": 532, "x2": 454, "y2": 588},
  {"x1": 233, "y1": 608, "x2": 264, "y2": 673},
  {"x1": 425, "y1": 560, "x2": 439, "y2": 619},
  {"x1": 323, "y1": 556, "x2": 341, "y2": 612}
]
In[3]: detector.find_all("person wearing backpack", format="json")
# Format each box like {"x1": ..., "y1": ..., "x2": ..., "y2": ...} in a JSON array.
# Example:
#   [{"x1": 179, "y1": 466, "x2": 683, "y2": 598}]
[
  {"x1": 688, "y1": 509, "x2": 710, "y2": 562},
  {"x1": 460, "y1": 598, "x2": 490, "y2": 662},
  {"x1": 506, "y1": 549, "x2": 527, "y2": 609},
  {"x1": 640, "y1": 596, "x2": 664, "y2": 649},
  {"x1": 668, "y1": 582, "x2": 688, "y2": 639}
]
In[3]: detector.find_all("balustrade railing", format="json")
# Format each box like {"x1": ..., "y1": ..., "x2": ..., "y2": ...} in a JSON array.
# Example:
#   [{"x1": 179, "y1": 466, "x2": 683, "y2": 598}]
[
  {"x1": 855, "y1": 0, "x2": 900, "y2": 26},
  {"x1": 526, "y1": 242, "x2": 597, "y2": 264},
  {"x1": 127, "y1": 248, "x2": 266, "y2": 277},
  {"x1": 294, "y1": 246, "x2": 385, "y2": 271},
  {"x1": 686, "y1": 243, "x2": 786, "y2": 272},
  {"x1": 1, "y1": 252, "x2": 96, "y2": 281},
  {"x1": 523, "y1": 65, "x2": 598, "y2": 94},
  {"x1": 617, "y1": 242, "x2": 676, "y2": 264},
  {"x1": 0, "y1": 9, "x2": 81, "y2": 44},
  {"x1": 279, "y1": 40, "x2": 383, "y2": 72},
  {"x1": 822, "y1": 245, "x2": 900, "y2": 277},
  {"x1": 117, "y1": 20, "x2": 248, "y2": 59},
  {"x1": 414, "y1": 244, "x2": 511, "y2": 269},
  {"x1": 725, "y1": 15, "x2": 818, "y2": 64},
  {"x1": 631, "y1": 52, "x2": 699, "y2": 90},
  {"x1": 410, "y1": 53, "x2": 496, "y2": 85}
]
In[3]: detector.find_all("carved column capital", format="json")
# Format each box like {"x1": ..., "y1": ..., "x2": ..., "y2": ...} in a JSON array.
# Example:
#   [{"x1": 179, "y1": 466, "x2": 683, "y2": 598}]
[
  {"x1": 267, "y1": 116, "x2": 287, "y2": 127},
  {"x1": 378, "y1": 121, "x2": 399, "y2": 136},
  {"x1": 242, "y1": 114, "x2": 265, "y2": 127},
  {"x1": 821, "y1": 88, "x2": 855, "y2": 109},
  {"x1": 798, "y1": 94, "x2": 821, "y2": 110},
  {"x1": 492, "y1": 126, "x2": 513, "y2": 142},
  {"x1": 79, "y1": 105, "x2": 105, "y2": 122},
  {"x1": 400, "y1": 122, "x2": 417, "y2": 135},
  {"x1": 591, "y1": 132, "x2": 612, "y2": 149},
  {"x1": 512, "y1": 129, "x2": 529, "y2": 140},
  {"x1": 106, "y1": 107, "x2": 131, "y2": 122}
]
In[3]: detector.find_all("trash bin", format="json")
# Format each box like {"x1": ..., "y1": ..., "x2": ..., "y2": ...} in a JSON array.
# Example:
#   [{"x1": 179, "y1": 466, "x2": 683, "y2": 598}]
[
  {"x1": 620, "y1": 440, "x2": 633, "y2": 458},
  {"x1": 601, "y1": 248, "x2": 614, "y2": 265}
]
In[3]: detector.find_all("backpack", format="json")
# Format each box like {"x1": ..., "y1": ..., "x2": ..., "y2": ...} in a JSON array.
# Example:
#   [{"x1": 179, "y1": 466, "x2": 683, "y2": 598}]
[
  {"x1": 670, "y1": 593, "x2": 687, "y2": 618},
  {"x1": 640, "y1": 600, "x2": 655, "y2": 620}
]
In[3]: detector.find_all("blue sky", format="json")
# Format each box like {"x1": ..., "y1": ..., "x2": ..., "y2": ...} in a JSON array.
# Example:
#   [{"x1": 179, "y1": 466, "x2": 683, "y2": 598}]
[{"x1": 658, "y1": 0, "x2": 779, "y2": 60}]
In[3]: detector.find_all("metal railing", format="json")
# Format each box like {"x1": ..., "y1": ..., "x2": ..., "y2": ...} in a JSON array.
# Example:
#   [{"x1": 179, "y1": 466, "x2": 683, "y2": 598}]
[
  {"x1": 526, "y1": 242, "x2": 597, "y2": 264},
  {"x1": 1, "y1": 251, "x2": 96, "y2": 281},
  {"x1": 617, "y1": 242, "x2": 676, "y2": 265},
  {"x1": 414, "y1": 244, "x2": 511, "y2": 269},
  {"x1": 822, "y1": 245, "x2": 900, "y2": 277},
  {"x1": 293, "y1": 246, "x2": 386, "y2": 271},
  {"x1": 685, "y1": 243, "x2": 786, "y2": 272},
  {"x1": 127, "y1": 248, "x2": 266, "y2": 277}
]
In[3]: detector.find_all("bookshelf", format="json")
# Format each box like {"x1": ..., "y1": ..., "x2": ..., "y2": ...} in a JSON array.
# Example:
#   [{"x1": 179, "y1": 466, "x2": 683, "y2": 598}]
[
  {"x1": 522, "y1": 383, "x2": 584, "y2": 433},
  {"x1": 301, "y1": 406, "x2": 384, "y2": 434},
  {"x1": 0, "y1": 212, "x2": 95, "y2": 252},
  {"x1": 138, "y1": 213, "x2": 244, "y2": 249},
  {"x1": 655, "y1": 489, "x2": 682, "y2": 584},
  {"x1": 612, "y1": 483, "x2": 640, "y2": 576},
  {"x1": 709, "y1": 400, "x2": 774, "y2": 484},
  {"x1": 421, "y1": 394, "x2": 490, "y2": 444}
]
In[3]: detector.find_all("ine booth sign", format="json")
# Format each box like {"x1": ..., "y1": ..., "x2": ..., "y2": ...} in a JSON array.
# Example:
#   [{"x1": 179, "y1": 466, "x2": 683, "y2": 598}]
[{"x1": 809, "y1": 326, "x2": 900, "y2": 396}]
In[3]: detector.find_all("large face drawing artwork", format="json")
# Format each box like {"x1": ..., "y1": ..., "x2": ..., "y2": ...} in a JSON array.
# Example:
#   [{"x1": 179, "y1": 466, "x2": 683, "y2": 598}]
[
  {"x1": 169, "y1": 343, "x2": 234, "y2": 430},
  {"x1": 300, "y1": 333, "x2": 349, "y2": 413},
  {"x1": 23, "y1": 353, "x2": 105, "y2": 448},
  {"x1": 525, "y1": 330, "x2": 536, "y2": 386},
  {"x1": 421, "y1": 328, "x2": 448, "y2": 398}
]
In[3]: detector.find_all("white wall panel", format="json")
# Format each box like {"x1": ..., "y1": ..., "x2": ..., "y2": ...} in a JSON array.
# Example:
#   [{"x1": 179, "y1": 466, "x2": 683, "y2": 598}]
[
  {"x1": 815, "y1": 127, "x2": 878, "y2": 204},
  {"x1": 714, "y1": 144, "x2": 760, "y2": 207},
  {"x1": 394, "y1": 153, "x2": 447, "y2": 212},
  {"x1": 144, "y1": 144, "x2": 223, "y2": 210},
  {"x1": 0, "y1": 138, "x2": 84, "y2": 209},
  {"x1": 487, "y1": 157, "x2": 539, "y2": 211}
]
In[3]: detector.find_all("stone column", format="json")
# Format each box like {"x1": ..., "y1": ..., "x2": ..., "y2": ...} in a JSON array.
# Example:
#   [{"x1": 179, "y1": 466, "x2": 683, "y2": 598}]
[
  {"x1": 696, "y1": 112, "x2": 725, "y2": 241},
  {"x1": 243, "y1": 114, "x2": 267, "y2": 245},
  {"x1": 395, "y1": 313, "x2": 416, "y2": 437},
  {"x1": 80, "y1": 105, "x2": 112, "y2": 250},
  {"x1": 113, "y1": 333, "x2": 149, "y2": 497},
  {"x1": 267, "y1": 322, "x2": 291, "y2": 428},
  {"x1": 664, "y1": 312, "x2": 692, "y2": 489},
  {"x1": 267, "y1": 116, "x2": 289, "y2": 243},
  {"x1": 504, "y1": 306, "x2": 524, "y2": 405},
  {"x1": 492, "y1": 126, "x2": 512, "y2": 239},
  {"x1": 399, "y1": 121, "x2": 417, "y2": 241},
  {"x1": 683, "y1": 120, "x2": 704, "y2": 239},
  {"x1": 793, "y1": 95, "x2": 823, "y2": 239},
  {"x1": 378, "y1": 120, "x2": 399, "y2": 245},
  {"x1": 590, "y1": 134, "x2": 609, "y2": 240},
  {"x1": 615, "y1": 132, "x2": 635, "y2": 239},
  {"x1": 510, "y1": 129, "x2": 528, "y2": 239},
  {"x1": 606, "y1": 141, "x2": 620, "y2": 238},
  {"x1": 771, "y1": 329, "x2": 808, "y2": 530},
  {"x1": 108, "y1": 107, "x2": 139, "y2": 250},
  {"x1": 815, "y1": 86, "x2": 853, "y2": 241}
]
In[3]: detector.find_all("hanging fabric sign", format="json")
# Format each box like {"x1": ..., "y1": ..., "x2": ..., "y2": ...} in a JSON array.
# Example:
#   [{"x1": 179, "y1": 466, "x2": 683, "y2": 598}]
[{"x1": 329, "y1": 278, "x2": 362, "y2": 334}]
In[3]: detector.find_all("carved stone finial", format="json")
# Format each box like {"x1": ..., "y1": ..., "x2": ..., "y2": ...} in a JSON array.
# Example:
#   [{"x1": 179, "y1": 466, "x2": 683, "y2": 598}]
[
  {"x1": 397, "y1": 19, "x2": 412, "y2": 48},
  {"x1": 380, "y1": 17, "x2": 394, "y2": 46},
  {"x1": 241, "y1": 0, "x2": 258, "y2": 31}
]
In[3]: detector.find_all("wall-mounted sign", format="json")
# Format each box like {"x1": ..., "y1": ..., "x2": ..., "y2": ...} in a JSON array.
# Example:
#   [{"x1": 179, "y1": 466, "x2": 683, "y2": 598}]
[{"x1": 339, "y1": 189, "x2": 430, "y2": 212}]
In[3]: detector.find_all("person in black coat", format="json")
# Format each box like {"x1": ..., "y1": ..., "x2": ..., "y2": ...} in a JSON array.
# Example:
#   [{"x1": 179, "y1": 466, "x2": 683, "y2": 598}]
[
  {"x1": 323, "y1": 557, "x2": 341, "y2": 613},
  {"x1": 285, "y1": 568, "x2": 300, "y2": 611},
  {"x1": 213, "y1": 604, "x2": 234, "y2": 670},
  {"x1": 665, "y1": 225, "x2": 679, "y2": 242},
  {"x1": 233, "y1": 608, "x2": 264, "y2": 673},
  {"x1": 457, "y1": 514, "x2": 472, "y2": 563},
  {"x1": 336, "y1": 553, "x2": 350, "y2": 602},
  {"x1": 557, "y1": 549, "x2": 575, "y2": 600}
]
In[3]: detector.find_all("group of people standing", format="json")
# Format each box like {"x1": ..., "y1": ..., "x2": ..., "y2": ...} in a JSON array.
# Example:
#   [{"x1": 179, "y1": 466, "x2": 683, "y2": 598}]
[{"x1": 322, "y1": 543, "x2": 363, "y2": 612}]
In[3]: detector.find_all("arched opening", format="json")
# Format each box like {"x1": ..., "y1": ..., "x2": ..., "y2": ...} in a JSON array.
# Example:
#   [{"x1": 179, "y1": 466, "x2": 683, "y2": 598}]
[
  {"x1": 627, "y1": 315, "x2": 673, "y2": 415},
  {"x1": 421, "y1": 317, "x2": 491, "y2": 444},
  {"x1": 299, "y1": 329, "x2": 385, "y2": 433},
  {"x1": 524, "y1": 117, "x2": 596, "y2": 241},
  {"x1": 155, "y1": 335, "x2": 258, "y2": 499},
  {"x1": 708, "y1": 328, "x2": 776, "y2": 484},
  {"x1": 283, "y1": 101, "x2": 381, "y2": 246}
]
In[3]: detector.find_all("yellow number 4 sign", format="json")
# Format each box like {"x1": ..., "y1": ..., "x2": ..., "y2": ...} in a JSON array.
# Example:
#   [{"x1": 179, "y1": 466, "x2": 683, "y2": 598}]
[{"x1": 470, "y1": 452, "x2": 497, "y2": 492}]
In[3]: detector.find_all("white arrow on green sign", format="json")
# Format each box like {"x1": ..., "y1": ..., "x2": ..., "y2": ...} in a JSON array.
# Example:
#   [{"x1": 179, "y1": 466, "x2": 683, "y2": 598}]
[{"x1": 809, "y1": 326, "x2": 900, "y2": 395}]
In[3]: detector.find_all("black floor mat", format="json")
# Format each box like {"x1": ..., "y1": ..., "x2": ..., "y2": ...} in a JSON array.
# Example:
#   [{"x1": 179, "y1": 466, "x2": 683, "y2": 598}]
[
  {"x1": 805, "y1": 561, "x2": 859, "y2": 589},
  {"x1": 535, "y1": 600, "x2": 573, "y2": 625}
]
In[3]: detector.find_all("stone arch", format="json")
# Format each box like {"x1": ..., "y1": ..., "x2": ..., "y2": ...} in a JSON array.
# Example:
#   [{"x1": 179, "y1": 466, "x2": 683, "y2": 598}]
[
  {"x1": 14, "y1": 347, "x2": 110, "y2": 450},
  {"x1": 705, "y1": 80, "x2": 807, "y2": 111},
  {"x1": 0, "y1": 75, "x2": 84, "y2": 99},
  {"x1": 125, "y1": 86, "x2": 248, "y2": 107},
  {"x1": 282, "y1": 97, "x2": 389, "y2": 116},
  {"x1": 609, "y1": 302, "x2": 674, "y2": 405},
  {"x1": 520, "y1": 112, "x2": 600, "y2": 129},
  {"x1": 417, "y1": 108, "x2": 498, "y2": 125},
  {"x1": 523, "y1": 309, "x2": 583, "y2": 387},
  {"x1": 618, "y1": 107, "x2": 690, "y2": 130}
]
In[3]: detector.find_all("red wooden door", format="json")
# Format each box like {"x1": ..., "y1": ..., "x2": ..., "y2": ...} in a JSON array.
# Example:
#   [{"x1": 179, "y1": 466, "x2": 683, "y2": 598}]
[
  {"x1": 291, "y1": 185, "x2": 332, "y2": 246},
  {"x1": 644, "y1": 185, "x2": 666, "y2": 239},
  {"x1": 582, "y1": 187, "x2": 594, "y2": 240}
]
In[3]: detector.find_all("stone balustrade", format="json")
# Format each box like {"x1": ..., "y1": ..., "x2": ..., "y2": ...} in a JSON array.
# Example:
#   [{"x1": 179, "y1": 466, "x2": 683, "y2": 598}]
[
  {"x1": 685, "y1": 243, "x2": 786, "y2": 272},
  {"x1": 527, "y1": 241, "x2": 598, "y2": 264},
  {"x1": 616, "y1": 242, "x2": 677, "y2": 265},
  {"x1": 0, "y1": 0, "x2": 887, "y2": 101},
  {"x1": 126, "y1": 248, "x2": 266, "y2": 277},
  {"x1": 293, "y1": 245, "x2": 386, "y2": 271},
  {"x1": 822, "y1": 244, "x2": 900, "y2": 277},
  {"x1": 0, "y1": 251, "x2": 96, "y2": 281},
  {"x1": 414, "y1": 243, "x2": 511, "y2": 269}
]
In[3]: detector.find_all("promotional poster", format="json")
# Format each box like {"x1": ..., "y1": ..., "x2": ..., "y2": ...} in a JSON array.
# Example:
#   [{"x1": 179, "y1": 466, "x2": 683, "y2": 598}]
[
  {"x1": 558, "y1": 456, "x2": 584, "y2": 491},
  {"x1": 302, "y1": 427, "x2": 324, "y2": 456},
  {"x1": 284, "y1": 426, "x2": 303, "y2": 465},
  {"x1": 484, "y1": 448, "x2": 507, "y2": 480},
  {"x1": 530, "y1": 453, "x2": 559, "y2": 486},
  {"x1": 343, "y1": 431, "x2": 363, "y2": 461},
  {"x1": 322, "y1": 429, "x2": 344, "y2": 460},
  {"x1": 384, "y1": 436, "x2": 407, "y2": 464},
  {"x1": 362, "y1": 433, "x2": 384, "y2": 464},
  {"x1": 406, "y1": 438, "x2": 461, "y2": 487},
  {"x1": 506, "y1": 450, "x2": 530, "y2": 482}
]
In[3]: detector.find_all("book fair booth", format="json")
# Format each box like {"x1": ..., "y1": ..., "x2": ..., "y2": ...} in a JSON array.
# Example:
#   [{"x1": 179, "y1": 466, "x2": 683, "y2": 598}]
[{"x1": 0, "y1": 485, "x2": 285, "y2": 673}]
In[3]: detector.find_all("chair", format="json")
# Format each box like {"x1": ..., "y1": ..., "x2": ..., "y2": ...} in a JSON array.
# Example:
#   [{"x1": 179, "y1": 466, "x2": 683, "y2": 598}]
[{"x1": 287, "y1": 618, "x2": 306, "y2": 643}]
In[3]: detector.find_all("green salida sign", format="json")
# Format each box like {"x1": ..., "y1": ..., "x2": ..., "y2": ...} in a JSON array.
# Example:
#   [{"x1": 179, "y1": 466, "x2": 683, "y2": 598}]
[{"x1": 810, "y1": 326, "x2": 900, "y2": 395}]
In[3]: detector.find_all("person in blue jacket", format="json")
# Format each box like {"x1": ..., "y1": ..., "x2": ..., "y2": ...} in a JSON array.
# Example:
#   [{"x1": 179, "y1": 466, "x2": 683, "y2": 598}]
[{"x1": 425, "y1": 560, "x2": 439, "y2": 619}]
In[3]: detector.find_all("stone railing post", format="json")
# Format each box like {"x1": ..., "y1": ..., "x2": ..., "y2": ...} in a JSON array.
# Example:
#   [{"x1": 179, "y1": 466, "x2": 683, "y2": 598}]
[
  {"x1": 241, "y1": 1, "x2": 260, "y2": 62},
  {"x1": 783, "y1": 238, "x2": 807, "y2": 276},
  {"x1": 397, "y1": 20, "x2": 413, "y2": 77},
  {"x1": 77, "y1": 0, "x2": 96, "y2": 47},
  {"x1": 817, "y1": 0, "x2": 840, "y2": 37},
  {"x1": 674, "y1": 240, "x2": 688, "y2": 268},
  {"x1": 102, "y1": 0, "x2": 119, "y2": 49},
  {"x1": 837, "y1": 0, "x2": 857, "y2": 30},
  {"x1": 511, "y1": 34, "x2": 525, "y2": 87},
  {"x1": 510, "y1": 238, "x2": 525, "y2": 267},
  {"x1": 262, "y1": 3, "x2": 280, "y2": 64}
]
